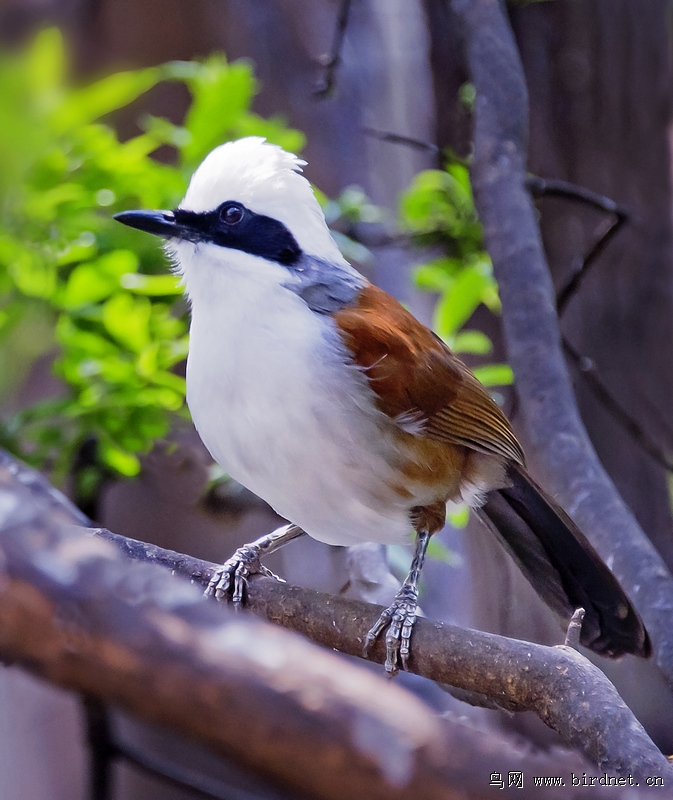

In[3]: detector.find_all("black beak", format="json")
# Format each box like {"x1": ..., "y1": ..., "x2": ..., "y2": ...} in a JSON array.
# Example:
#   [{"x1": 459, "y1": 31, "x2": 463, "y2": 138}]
[{"x1": 114, "y1": 209, "x2": 181, "y2": 239}]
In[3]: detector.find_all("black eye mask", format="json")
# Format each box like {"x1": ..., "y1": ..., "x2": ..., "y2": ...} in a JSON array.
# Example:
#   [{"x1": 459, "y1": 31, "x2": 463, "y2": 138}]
[{"x1": 173, "y1": 203, "x2": 302, "y2": 266}]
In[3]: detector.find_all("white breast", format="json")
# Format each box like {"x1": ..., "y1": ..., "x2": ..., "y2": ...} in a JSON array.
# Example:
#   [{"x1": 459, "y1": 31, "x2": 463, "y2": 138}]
[{"x1": 182, "y1": 244, "x2": 413, "y2": 546}]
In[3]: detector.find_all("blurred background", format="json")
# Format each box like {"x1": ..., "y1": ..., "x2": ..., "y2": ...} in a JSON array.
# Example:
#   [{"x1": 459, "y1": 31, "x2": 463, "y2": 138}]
[{"x1": 1, "y1": 1, "x2": 673, "y2": 798}]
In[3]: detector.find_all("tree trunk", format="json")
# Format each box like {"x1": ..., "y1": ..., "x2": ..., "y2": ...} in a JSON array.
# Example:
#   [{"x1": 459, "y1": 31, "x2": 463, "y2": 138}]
[{"x1": 511, "y1": 0, "x2": 673, "y2": 568}]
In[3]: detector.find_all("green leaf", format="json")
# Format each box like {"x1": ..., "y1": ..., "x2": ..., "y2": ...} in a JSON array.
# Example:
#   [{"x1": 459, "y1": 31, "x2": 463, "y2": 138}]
[
  {"x1": 399, "y1": 169, "x2": 451, "y2": 230},
  {"x1": 136, "y1": 386, "x2": 183, "y2": 410},
  {"x1": 451, "y1": 329, "x2": 493, "y2": 355},
  {"x1": 120, "y1": 272, "x2": 182, "y2": 295},
  {"x1": 472, "y1": 363, "x2": 514, "y2": 387},
  {"x1": 182, "y1": 57, "x2": 256, "y2": 166},
  {"x1": 446, "y1": 162, "x2": 473, "y2": 201},
  {"x1": 102, "y1": 293, "x2": 151, "y2": 352},
  {"x1": 136, "y1": 343, "x2": 158, "y2": 377},
  {"x1": 9, "y1": 249, "x2": 57, "y2": 299},
  {"x1": 140, "y1": 114, "x2": 192, "y2": 150},
  {"x1": 60, "y1": 250, "x2": 138, "y2": 308},
  {"x1": 52, "y1": 67, "x2": 161, "y2": 131},
  {"x1": 150, "y1": 370, "x2": 187, "y2": 396},
  {"x1": 99, "y1": 438, "x2": 141, "y2": 477},
  {"x1": 23, "y1": 183, "x2": 86, "y2": 222},
  {"x1": 413, "y1": 258, "x2": 462, "y2": 292},
  {"x1": 56, "y1": 235, "x2": 98, "y2": 267},
  {"x1": 56, "y1": 316, "x2": 115, "y2": 355},
  {"x1": 26, "y1": 28, "x2": 66, "y2": 96},
  {"x1": 434, "y1": 267, "x2": 490, "y2": 337}
]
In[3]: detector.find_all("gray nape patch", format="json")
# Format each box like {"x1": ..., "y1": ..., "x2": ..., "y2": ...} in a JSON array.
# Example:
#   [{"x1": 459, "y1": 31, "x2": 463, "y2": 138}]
[{"x1": 284, "y1": 254, "x2": 366, "y2": 314}]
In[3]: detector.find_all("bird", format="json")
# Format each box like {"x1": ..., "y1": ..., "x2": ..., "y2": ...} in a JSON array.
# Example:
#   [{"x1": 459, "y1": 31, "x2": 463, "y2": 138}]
[{"x1": 115, "y1": 136, "x2": 651, "y2": 675}]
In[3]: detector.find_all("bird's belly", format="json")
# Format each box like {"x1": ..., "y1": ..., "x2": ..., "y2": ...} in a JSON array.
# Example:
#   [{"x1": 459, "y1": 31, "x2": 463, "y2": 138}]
[{"x1": 186, "y1": 310, "x2": 417, "y2": 546}]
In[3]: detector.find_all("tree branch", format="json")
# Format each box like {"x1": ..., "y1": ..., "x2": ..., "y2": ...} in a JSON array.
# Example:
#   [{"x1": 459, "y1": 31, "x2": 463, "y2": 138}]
[
  {"x1": 0, "y1": 450, "x2": 668, "y2": 782},
  {"x1": 525, "y1": 175, "x2": 629, "y2": 317},
  {"x1": 5, "y1": 452, "x2": 663, "y2": 799},
  {"x1": 313, "y1": 0, "x2": 352, "y2": 98},
  {"x1": 451, "y1": 0, "x2": 673, "y2": 689},
  {"x1": 562, "y1": 338, "x2": 673, "y2": 473},
  {"x1": 91, "y1": 527, "x2": 672, "y2": 781},
  {"x1": 362, "y1": 126, "x2": 440, "y2": 153},
  {"x1": 527, "y1": 178, "x2": 673, "y2": 472}
]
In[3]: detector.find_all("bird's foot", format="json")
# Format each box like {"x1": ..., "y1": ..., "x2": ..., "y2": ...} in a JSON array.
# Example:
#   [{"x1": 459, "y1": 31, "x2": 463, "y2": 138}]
[
  {"x1": 363, "y1": 583, "x2": 419, "y2": 676},
  {"x1": 205, "y1": 544, "x2": 284, "y2": 606},
  {"x1": 205, "y1": 524, "x2": 304, "y2": 606}
]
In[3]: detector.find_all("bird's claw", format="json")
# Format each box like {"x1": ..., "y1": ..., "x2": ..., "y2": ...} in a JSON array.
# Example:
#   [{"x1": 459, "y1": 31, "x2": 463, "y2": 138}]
[
  {"x1": 363, "y1": 584, "x2": 419, "y2": 676},
  {"x1": 205, "y1": 544, "x2": 284, "y2": 605}
]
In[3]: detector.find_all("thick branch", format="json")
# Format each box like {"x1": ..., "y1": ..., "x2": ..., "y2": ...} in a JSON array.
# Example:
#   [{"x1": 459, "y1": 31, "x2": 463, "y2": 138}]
[
  {"x1": 92, "y1": 527, "x2": 671, "y2": 782},
  {"x1": 1, "y1": 450, "x2": 670, "y2": 783},
  {"x1": 3, "y1": 458, "x2": 656, "y2": 799},
  {"x1": 451, "y1": 0, "x2": 673, "y2": 688}
]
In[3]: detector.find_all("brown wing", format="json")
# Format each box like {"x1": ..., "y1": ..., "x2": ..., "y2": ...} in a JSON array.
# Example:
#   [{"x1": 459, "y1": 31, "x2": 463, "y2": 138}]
[{"x1": 333, "y1": 283, "x2": 524, "y2": 466}]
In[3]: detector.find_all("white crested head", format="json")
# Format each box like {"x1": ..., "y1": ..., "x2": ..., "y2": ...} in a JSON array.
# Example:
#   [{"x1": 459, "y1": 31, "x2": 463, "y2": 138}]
[{"x1": 180, "y1": 137, "x2": 343, "y2": 264}]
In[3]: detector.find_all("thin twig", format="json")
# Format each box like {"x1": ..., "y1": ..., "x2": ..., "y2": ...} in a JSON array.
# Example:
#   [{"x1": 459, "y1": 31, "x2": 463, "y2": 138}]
[
  {"x1": 556, "y1": 214, "x2": 628, "y2": 317},
  {"x1": 362, "y1": 126, "x2": 439, "y2": 153},
  {"x1": 526, "y1": 176, "x2": 629, "y2": 316},
  {"x1": 526, "y1": 176, "x2": 629, "y2": 217},
  {"x1": 314, "y1": 0, "x2": 352, "y2": 98},
  {"x1": 527, "y1": 178, "x2": 673, "y2": 471},
  {"x1": 563, "y1": 338, "x2": 673, "y2": 473}
]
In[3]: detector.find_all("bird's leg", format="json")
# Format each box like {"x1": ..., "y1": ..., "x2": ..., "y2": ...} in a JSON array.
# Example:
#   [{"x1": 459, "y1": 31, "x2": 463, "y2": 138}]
[
  {"x1": 363, "y1": 529, "x2": 431, "y2": 676},
  {"x1": 205, "y1": 523, "x2": 306, "y2": 605}
]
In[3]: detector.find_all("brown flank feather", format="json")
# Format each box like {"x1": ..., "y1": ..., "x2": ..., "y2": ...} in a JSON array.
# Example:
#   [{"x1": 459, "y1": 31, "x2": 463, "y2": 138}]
[
  {"x1": 332, "y1": 282, "x2": 651, "y2": 660},
  {"x1": 333, "y1": 283, "x2": 524, "y2": 464}
]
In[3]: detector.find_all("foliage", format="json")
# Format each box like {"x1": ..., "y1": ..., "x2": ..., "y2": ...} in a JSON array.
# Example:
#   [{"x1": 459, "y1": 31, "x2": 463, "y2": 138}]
[
  {"x1": 0, "y1": 28, "x2": 303, "y2": 494},
  {"x1": 399, "y1": 161, "x2": 513, "y2": 391},
  {"x1": 320, "y1": 185, "x2": 382, "y2": 266}
]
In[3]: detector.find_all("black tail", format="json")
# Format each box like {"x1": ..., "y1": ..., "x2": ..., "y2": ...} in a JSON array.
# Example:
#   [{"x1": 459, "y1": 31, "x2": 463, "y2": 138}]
[{"x1": 477, "y1": 463, "x2": 651, "y2": 659}]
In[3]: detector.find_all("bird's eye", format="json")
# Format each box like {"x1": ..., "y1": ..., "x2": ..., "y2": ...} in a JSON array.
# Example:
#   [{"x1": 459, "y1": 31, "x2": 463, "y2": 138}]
[{"x1": 219, "y1": 203, "x2": 244, "y2": 225}]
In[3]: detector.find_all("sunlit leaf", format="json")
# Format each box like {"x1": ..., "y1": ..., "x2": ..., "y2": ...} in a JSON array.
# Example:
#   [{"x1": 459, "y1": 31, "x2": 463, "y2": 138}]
[
  {"x1": 9, "y1": 249, "x2": 57, "y2": 299},
  {"x1": 434, "y1": 268, "x2": 490, "y2": 337},
  {"x1": 121, "y1": 272, "x2": 182, "y2": 295},
  {"x1": 472, "y1": 363, "x2": 514, "y2": 387},
  {"x1": 451, "y1": 329, "x2": 493, "y2": 355},
  {"x1": 61, "y1": 250, "x2": 138, "y2": 308},
  {"x1": 52, "y1": 67, "x2": 161, "y2": 131},
  {"x1": 102, "y1": 293, "x2": 151, "y2": 352},
  {"x1": 182, "y1": 57, "x2": 256, "y2": 166},
  {"x1": 99, "y1": 438, "x2": 141, "y2": 477},
  {"x1": 413, "y1": 258, "x2": 461, "y2": 291},
  {"x1": 26, "y1": 28, "x2": 66, "y2": 97}
]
